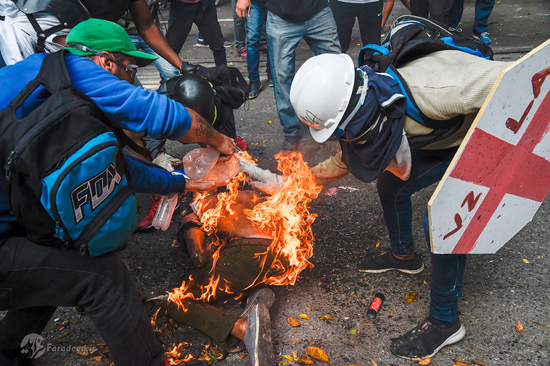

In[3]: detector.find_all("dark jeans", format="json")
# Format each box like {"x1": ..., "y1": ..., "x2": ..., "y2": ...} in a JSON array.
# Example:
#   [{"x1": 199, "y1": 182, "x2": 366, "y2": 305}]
[
  {"x1": 410, "y1": 0, "x2": 454, "y2": 24},
  {"x1": 246, "y1": 2, "x2": 271, "y2": 83},
  {"x1": 168, "y1": 241, "x2": 285, "y2": 345},
  {"x1": 166, "y1": 2, "x2": 227, "y2": 66},
  {"x1": 448, "y1": 0, "x2": 495, "y2": 34},
  {"x1": 330, "y1": 0, "x2": 384, "y2": 52},
  {"x1": 376, "y1": 147, "x2": 466, "y2": 322},
  {"x1": 0, "y1": 237, "x2": 163, "y2": 366},
  {"x1": 232, "y1": 0, "x2": 246, "y2": 50}
]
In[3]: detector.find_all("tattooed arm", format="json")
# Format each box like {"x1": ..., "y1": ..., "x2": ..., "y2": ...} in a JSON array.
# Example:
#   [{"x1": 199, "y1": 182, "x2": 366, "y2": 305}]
[{"x1": 176, "y1": 109, "x2": 236, "y2": 157}]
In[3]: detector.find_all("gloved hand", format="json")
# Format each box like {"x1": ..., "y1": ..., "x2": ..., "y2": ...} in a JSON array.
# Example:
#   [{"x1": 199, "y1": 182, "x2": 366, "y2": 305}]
[
  {"x1": 179, "y1": 61, "x2": 210, "y2": 80},
  {"x1": 239, "y1": 160, "x2": 286, "y2": 195}
]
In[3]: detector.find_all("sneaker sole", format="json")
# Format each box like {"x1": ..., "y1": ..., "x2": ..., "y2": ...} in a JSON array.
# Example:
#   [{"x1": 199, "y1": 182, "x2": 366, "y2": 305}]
[
  {"x1": 394, "y1": 324, "x2": 466, "y2": 361},
  {"x1": 358, "y1": 262, "x2": 425, "y2": 275}
]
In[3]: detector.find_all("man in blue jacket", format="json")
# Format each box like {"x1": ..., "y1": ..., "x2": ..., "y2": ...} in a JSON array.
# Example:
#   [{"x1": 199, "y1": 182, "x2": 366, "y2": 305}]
[{"x1": 0, "y1": 19, "x2": 235, "y2": 366}]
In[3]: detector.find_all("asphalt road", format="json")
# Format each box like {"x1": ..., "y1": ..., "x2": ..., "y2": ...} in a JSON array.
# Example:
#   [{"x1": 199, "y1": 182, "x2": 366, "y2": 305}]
[{"x1": 16, "y1": 0, "x2": 550, "y2": 365}]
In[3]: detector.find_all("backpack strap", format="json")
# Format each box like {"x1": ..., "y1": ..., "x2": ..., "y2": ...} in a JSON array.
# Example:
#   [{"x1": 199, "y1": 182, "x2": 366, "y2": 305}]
[
  {"x1": 5, "y1": 50, "x2": 72, "y2": 114},
  {"x1": 25, "y1": 14, "x2": 67, "y2": 53},
  {"x1": 387, "y1": 65, "x2": 464, "y2": 130}
]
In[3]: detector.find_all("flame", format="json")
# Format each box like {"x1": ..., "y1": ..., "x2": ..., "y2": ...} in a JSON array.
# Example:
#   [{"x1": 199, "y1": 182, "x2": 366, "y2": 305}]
[
  {"x1": 150, "y1": 307, "x2": 161, "y2": 327},
  {"x1": 168, "y1": 151, "x2": 322, "y2": 309},
  {"x1": 165, "y1": 343, "x2": 196, "y2": 365}
]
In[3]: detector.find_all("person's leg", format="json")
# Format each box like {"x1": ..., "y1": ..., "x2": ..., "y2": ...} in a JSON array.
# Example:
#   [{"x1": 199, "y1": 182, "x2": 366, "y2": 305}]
[
  {"x1": 427, "y1": 0, "x2": 453, "y2": 24},
  {"x1": 0, "y1": 237, "x2": 163, "y2": 366},
  {"x1": 447, "y1": 0, "x2": 465, "y2": 29},
  {"x1": 246, "y1": 3, "x2": 264, "y2": 84},
  {"x1": 133, "y1": 35, "x2": 179, "y2": 81},
  {"x1": 410, "y1": 0, "x2": 429, "y2": 18},
  {"x1": 231, "y1": 0, "x2": 246, "y2": 51},
  {"x1": 0, "y1": 49, "x2": 6, "y2": 69},
  {"x1": 196, "y1": 4, "x2": 227, "y2": 66},
  {"x1": 303, "y1": 6, "x2": 342, "y2": 57},
  {"x1": 266, "y1": 11, "x2": 306, "y2": 139},
  {"x1": 376, "y1": 148, "x2": 457, "y2": 257},
  {"x1": 166, "y1": 1, "x2": 195, "y2": 55},
  {"x1": 356, "y1": 0, "x2": 384, "y2": 47},
  {"x1": 329, "y1": 0, "x2": 354, "y2": 53},
  {"x1": 473, "y1": 0, "x2": 495, "y2": 35}
]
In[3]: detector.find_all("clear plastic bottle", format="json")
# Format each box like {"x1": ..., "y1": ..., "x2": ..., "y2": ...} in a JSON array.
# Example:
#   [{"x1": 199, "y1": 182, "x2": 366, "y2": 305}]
[
  {"x1": 151, "y1": 193, "x2": 178, "y2": 231},
  {"x1": 182, "y1": 147, "x2": 220, "y2": 180}
]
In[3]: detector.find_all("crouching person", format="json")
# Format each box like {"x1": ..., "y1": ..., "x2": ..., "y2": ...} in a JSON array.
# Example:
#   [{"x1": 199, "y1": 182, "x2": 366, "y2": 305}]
[{"x1": 0, "y1": 19, "x2": 235, "y2": 366}]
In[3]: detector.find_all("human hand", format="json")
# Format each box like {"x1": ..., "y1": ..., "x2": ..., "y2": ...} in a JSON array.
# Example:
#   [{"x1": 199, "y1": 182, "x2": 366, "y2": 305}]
[
  {"x1": 215, "y1": 135, "x2": 237, "y2": 159},
  {"x1": 236, "y1": 0, "x2": 251, "y2": 22}
]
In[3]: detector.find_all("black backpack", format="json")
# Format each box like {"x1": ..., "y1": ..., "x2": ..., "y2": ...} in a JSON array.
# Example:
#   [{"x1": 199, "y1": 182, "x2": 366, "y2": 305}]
[{"x1": 0, "y1": 50, "x2": 139, "y2": 256}]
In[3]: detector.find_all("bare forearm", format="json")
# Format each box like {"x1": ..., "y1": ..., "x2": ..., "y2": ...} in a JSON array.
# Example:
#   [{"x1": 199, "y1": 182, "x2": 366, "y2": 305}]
[
  {"x1": 177, "y1": 109, "x2": 236, "y2": 156},
  {"x1": 130, "y1": 0, "x2": 183, "y2": 69}
]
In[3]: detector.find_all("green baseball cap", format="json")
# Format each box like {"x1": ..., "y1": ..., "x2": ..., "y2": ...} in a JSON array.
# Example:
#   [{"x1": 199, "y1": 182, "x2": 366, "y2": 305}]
[{"x1": 66, "y1": 18, "x2": 158, "y2": 67}]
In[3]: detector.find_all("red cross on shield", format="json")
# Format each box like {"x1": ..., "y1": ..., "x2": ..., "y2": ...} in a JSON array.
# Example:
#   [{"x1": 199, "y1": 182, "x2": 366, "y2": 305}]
[{"x1": 428, "y1": 39, "x2": 550, "y2": 254}]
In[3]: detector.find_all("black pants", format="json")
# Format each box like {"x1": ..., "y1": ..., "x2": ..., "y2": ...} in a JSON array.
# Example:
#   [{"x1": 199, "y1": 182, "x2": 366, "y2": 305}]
[
  {"x1": 330, "y1": 0, "x2": 384, "y2": 52},
  {"x1": 166, "y1": 2, "x2": 227, "y2": 66},
  {"x1": 0, "y1": 237, "x2": 163, "y2": 366},
  {"x1": 410, "y1": 0, "x2": 454, "y2": 24}
]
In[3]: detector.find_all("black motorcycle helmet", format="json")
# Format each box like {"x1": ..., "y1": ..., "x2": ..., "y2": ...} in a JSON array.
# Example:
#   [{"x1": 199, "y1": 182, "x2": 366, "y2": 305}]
[{"x1": 163, "y1": 74, "x2": 216, "y2": 124}]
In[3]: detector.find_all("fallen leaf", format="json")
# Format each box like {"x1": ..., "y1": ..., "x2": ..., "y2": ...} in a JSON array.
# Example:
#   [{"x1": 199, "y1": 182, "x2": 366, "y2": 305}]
[
  {"x1": 299, "y1": 314, "x2": 310, "y2": 320},
  {"x1": 523, "y1": 258, "x2": 529, "y2": 264},
  {"x1": 350, "y1": 292, "x2": 355, "y2": 296},
  {"x1": 286, "y1": 314, "x2": 301, "y2": 327},
  {"x1": 516, "y1": 320, "x2": 524, "y2": 332},
  {"x1": 263, "y1": 140, "x2": 268, "y2": 143},
  {"x1": 532, "y1": 321, "x2": 547, "y2": 327},
  {"x1": 469, "y1": 361, "x2": 487, "y2": 366},
  {"x1": 350, "y1": 329, "x2": 357, "y2": 334},
  {"x1": 375, "y1": 242, "x2": 380, "y2": 248},
  {"x1": 452, "y1": 359, "x2": 471, "y2": 366},
  {"x1": 364, "y1": 320, "x2": 370, "y2": 323},
  {"x1": 370, "y1": 359, "x2": 378, "y2": 366},
  {"x1": 418, "y1": 358, "x2": 431, "y2": 365},
  {"x1": 296, "y1": 354, "x2": 315, "y2": 365},
  {"x1": 57, "y1": 331, "x2": 69, "y2": 339},
  {"x1": 308, "y1": 306, "x2": 313, "y2": 311},
  {"x1": 318, "y1": 281, "x2": 322, "y2": 286},
  {"x1": 292, "y1": 339, "x2": 300, "y2": 345},
  {"x1": 320, "y1": 315, "x2": 335, "y2": 321},
  {"x1": 268, "y1": 121, "x2": 272, "y2": 124},
  {"x1": 282, "y1": 355, "x2": 294, "y2": 362},
  {"x1": 405, "y1": 291, "x2": 419, "y2": 304},
  {"x1": 91, "y1": 356, "x2": 102, "y2": 361},
  {"x1": 293, "y1": 350, "x2": 299, "y2": 360},
  {"x1": 306, "y1": 347, "x2": 329, "y2": 363}
]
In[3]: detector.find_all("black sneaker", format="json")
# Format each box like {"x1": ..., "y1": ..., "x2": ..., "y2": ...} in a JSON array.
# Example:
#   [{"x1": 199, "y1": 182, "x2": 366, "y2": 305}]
[
  {"x1": 248, "y1": 80, "x2": 263, "y2": 99},
  {"x1": 282, "y1": 135, "x2": 299, "y2": 151},
  {"x1": 356, "y1": 250, "x2": 424, "y2": 274},
  {"x1": 267, "y1": 77, "x2": 273, "y2": 87},
  {"x1": 390, "y1": 317, "x2": 466, "y2": 360}
]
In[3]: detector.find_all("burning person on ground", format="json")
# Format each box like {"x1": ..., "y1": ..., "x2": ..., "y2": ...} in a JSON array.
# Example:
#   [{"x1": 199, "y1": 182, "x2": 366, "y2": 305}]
[{"x1": 165, "y1": 151, "x2": 322, "y2": 366}]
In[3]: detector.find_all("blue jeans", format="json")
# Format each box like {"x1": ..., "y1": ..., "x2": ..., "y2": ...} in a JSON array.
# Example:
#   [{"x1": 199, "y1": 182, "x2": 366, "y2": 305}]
[
  {"x1": 473, "y1": 0, "x2": 495, "y2": 35},
  {"x1": 376, "y1": 147, "x2": 466, "y2": 322},
  {"x1": 448, "y1": 0, "x2": 495, "y2": 34},
  {"x1": 266, "y1": 6, "x2": 341, "y2": 137},
  {"x1": 246, "y1": 2, "x2": 270, "y2": 83},
  {"x1": 232, "y1": 0, "x2": 246, "y2": 50},
  {"x1": 129, "y1": 34, "x2": 179, "y2": 81}
]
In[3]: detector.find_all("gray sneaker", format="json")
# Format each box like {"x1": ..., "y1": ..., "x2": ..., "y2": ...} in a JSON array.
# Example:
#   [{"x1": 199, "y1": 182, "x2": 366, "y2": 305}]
[
  {"x1": 357, "y1": 250, "x2": 424, "y2": 274},
  {"x1": 243, "y1": 303, "x2": 277, "y2": 366},
  {"x1": 241, "y1": 288, "x2": 275, "y2": 318}
]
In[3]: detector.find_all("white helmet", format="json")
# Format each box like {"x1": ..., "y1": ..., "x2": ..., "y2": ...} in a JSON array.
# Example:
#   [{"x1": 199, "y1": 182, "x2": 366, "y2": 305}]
[{"x1": 290, "y1": 53, "x2": 357, "y2": 143}]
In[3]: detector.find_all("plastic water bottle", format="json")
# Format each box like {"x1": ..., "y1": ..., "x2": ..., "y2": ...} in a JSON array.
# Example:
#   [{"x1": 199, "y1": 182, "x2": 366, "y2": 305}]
[
  {"x1": 182, "y1": 147, "x2": 220, "y2": 180},
  {"x1": 152, "y1": 193, "x2": 178, "y2": 231}
]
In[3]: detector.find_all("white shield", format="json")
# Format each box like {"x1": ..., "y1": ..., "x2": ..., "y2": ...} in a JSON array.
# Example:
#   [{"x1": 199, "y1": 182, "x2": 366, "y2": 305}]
[{"x1": 428, "y1": 39, "x2": 550, "y2": 254}]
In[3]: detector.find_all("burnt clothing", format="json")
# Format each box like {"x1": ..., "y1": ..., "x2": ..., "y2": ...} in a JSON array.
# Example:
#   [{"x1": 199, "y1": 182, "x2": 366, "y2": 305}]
[
  {"x1": 265, "y1": 0, "x2": 328, "y2": 23},
  {"x1": 168, "y1": 239, "x2": 283, "y2": 345}
]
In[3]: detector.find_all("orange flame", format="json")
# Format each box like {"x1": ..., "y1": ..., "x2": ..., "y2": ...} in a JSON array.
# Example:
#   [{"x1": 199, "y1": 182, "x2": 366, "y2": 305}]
[
  {"x1": 165, "y1": 343, "x2": 195, "y2": 365},
  {"x1": 168, "y1": 151, "x2": 321, "y2": 309}
]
